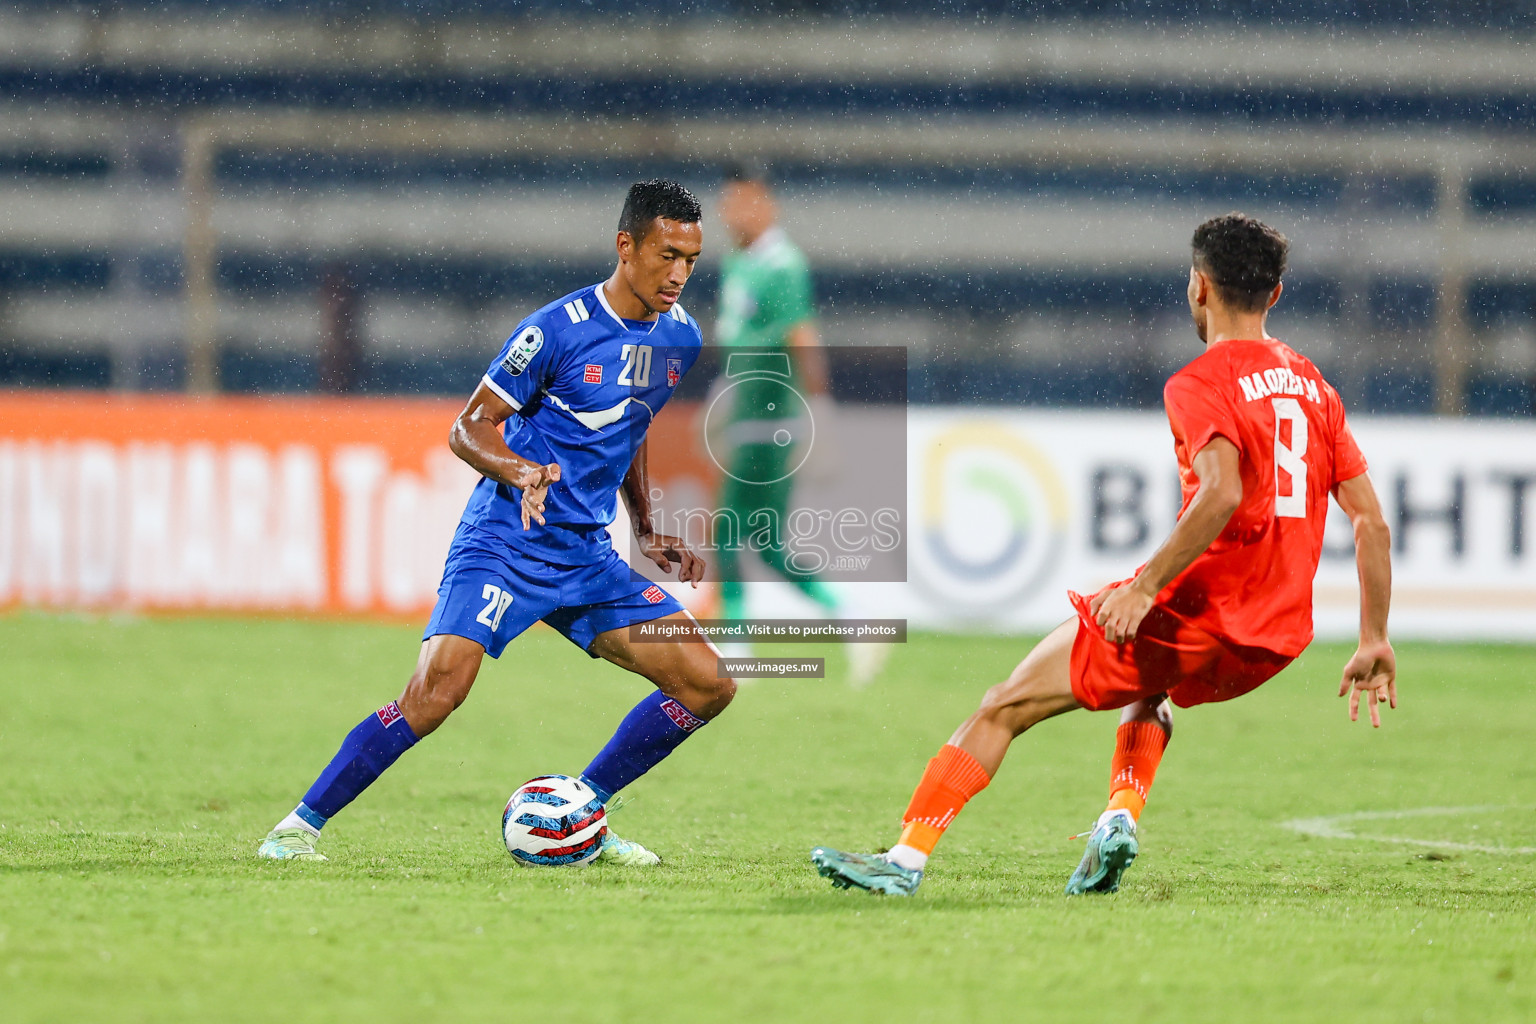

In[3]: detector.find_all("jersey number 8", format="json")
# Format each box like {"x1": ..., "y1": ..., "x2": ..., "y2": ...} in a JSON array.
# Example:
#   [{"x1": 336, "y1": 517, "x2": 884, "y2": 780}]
[{"x1": 1272, "y1": 397, "x2": 1308, "y2": 519}]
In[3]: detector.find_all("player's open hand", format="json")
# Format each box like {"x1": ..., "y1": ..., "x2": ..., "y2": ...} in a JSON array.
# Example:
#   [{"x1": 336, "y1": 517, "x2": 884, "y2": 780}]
[
  {"x1": 1340, "y1": 638, "x2": 1397, "y2": 727},
  {"x1": 1090, "y1": 579, "x2": 1155, "y2": 643},
  {"x1": 637, "y1": 532, "x2": 706, "y2": 587},
  {"x1": 512, "y1": 462, "x2": 561, "y2": 529}
]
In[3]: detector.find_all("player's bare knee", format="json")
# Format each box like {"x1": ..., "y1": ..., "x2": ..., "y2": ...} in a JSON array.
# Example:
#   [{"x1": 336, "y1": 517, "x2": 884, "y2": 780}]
[
  {"x1": 977, "y1": 679, "x2": 1045, "y2": 737},
  {"x1": 678, "y1": 671, "x2": 736, "y2": 720},
  {"x1": 400, "y1": 658, "x2": 475, "y2": 734},
  {"x1": 705, "y1": 675, "x2": 737, "y2": 718},
  {"x1": 397, "y1": 687, "x2": 450, "y2": 733},
  {"x1": 977, "y1": 679, "x2": 1013, "y2": 717}
]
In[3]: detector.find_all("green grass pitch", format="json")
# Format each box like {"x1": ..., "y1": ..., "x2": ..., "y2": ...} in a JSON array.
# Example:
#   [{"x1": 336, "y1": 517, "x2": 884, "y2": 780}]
[{"x1": 3, "y1": 613, "x2": 1534, "y2": 1023}]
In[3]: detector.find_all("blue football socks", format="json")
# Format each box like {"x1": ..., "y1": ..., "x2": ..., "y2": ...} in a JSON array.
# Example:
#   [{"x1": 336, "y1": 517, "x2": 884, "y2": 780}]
[
  {"x1": 580, "y1": 691, "x2": 707, "y2": 803},
  {"x1": 294, "y1": 701, "x2": 420, "y2": 828}
]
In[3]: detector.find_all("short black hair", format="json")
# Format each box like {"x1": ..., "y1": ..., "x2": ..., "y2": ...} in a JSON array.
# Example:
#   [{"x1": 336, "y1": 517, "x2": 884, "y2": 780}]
[
  {"x1": 618, "y1": 179, "x2": 702, "y2": 243},
  {"x1": 722, "y1": 158, "x2": 771, "y2": 186},
  {"x1": 1191, "y1": 213, "x2": 1289, "y2": 313}
]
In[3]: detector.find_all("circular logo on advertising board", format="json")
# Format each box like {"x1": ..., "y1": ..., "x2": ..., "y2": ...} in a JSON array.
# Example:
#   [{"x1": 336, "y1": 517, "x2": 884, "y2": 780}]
[{"x1": 911, "y1": 422, "x2": 1069, "y2": 609}]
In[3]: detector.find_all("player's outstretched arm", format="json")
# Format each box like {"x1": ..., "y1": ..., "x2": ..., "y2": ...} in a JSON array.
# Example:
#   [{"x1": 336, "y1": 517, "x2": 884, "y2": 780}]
[
  {"x1": 1334, "y1": 472, "x2": 1396, "y2": 727},
  {"x1": 448, "y1": 381, "x2": 561, "y2": 529},
  {"x1": 621, "y1": 439, "x2": 705, "y2": 586},
  {"x1": 1092, "y1": 437, "x2": 1243, "y2": 642}
]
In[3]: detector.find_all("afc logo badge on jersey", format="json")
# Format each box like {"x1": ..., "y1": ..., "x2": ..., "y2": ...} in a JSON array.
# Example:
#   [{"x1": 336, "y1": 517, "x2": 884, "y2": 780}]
[
  {"x1": 642, "y1": 585, "x2": 666, "y2": 604},
  {"x1": 667, "y1": 358, "x2": 682, "y2": 387},
  {"x1": 584, "y1": 363, "x2": 603, "y2": 384}
]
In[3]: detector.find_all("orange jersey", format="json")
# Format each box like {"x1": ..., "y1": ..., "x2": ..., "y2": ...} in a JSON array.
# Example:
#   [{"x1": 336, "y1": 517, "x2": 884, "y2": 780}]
[{"x1": 1156, "y1": 338, "x2": 1368, "y2": 657}]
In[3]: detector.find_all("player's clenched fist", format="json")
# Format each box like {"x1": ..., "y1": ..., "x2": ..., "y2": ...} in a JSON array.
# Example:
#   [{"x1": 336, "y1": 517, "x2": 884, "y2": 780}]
[{"x1": 512, "y1": 462, "x2": 561, "y2": 529}]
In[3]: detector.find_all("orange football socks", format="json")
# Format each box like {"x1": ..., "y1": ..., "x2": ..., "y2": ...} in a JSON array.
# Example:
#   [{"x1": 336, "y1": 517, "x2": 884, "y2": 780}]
[
  {"x1": 1105, "y1": 719, "x2": 1170, "y2": 822},
  {"x1": 885, "y1": 744, "x2": 992, "y2": 871}
]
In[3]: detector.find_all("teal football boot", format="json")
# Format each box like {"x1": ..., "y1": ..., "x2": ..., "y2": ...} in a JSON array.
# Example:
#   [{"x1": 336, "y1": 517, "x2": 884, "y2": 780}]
[
  {"x1": 257, "y1": 827, "x2": 328, "y2": 861},
  {"x1": 811, "y1": 846, "x2": 923, "y2": 896},
  {"x1": 1064, "y1": 810, "x2": 1138, "y2": 895},
  {"x1": 595, "y1": 828, "x2": 661, "y2": 866},
  {"x1": 589, "y1": 793, "x2": 660, "y2": 866}
]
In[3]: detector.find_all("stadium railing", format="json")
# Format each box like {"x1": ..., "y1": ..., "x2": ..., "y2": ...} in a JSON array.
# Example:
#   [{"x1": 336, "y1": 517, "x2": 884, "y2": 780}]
[{"x1": 2, "y1": 11, "x2": 1535, "y2": 412}]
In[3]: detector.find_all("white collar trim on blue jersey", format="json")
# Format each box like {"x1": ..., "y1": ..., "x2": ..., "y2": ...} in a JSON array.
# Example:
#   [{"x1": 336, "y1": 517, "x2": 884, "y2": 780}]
[{"x1": 593, "y1": 281, "x2": 661, "y2": 336}]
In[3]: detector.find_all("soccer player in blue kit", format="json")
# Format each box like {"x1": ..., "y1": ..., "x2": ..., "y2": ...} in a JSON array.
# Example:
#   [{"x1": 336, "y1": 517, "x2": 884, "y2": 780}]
[{"x1": 258, "y1": 180, "x2": 731, "y2": 865}]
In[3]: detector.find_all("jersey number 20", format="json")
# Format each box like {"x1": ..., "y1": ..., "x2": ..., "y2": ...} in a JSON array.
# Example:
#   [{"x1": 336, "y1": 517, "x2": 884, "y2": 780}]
[
  {"x1": 476, "y1": 584, "x2": 513, "y2": 631},
  {"x1": 1272, "y1": 397, "x2": 1308, "y2": 518},
  {"x1": 618, "y1": 344, "x2": 652, "y2": 387}
]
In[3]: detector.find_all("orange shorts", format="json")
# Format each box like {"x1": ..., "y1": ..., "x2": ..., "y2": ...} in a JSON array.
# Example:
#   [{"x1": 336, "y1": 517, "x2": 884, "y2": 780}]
[{"x1": 1067, "y1": 585, "x2": 1294, "y2": 712}]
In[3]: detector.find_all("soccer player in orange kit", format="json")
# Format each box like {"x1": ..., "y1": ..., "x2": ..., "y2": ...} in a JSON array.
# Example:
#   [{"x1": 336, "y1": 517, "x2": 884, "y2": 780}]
[{"x1": 811, "y1": 213, "x2": 1397, "y2": 896}]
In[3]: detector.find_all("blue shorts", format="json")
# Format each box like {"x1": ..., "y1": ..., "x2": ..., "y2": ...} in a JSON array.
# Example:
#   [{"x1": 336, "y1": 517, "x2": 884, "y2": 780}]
[{"x1": 424, "y1": 522, "x2": 686, "y2": 658}]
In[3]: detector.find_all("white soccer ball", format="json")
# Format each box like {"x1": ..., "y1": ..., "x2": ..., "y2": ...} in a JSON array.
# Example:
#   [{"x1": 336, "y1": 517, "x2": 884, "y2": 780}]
[{"x1": 502, "y1": 774, "x2": 607, "y2": 867}]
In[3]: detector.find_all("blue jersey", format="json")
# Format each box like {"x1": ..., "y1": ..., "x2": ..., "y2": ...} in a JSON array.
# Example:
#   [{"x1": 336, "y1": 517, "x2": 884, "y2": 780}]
[{"x1": 465, "y1": 282, "x2": 702, "y2": 565}]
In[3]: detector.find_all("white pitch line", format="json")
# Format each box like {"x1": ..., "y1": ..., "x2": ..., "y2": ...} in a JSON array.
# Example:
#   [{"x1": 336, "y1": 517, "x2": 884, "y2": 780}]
[{"x1": 1282, "y1": 805, "x2": 1536, "y2": 855}]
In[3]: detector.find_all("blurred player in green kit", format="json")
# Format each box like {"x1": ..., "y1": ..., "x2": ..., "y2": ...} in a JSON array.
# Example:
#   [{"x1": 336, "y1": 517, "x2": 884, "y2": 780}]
[{"x1": 711, "y1": 161, "x2": 886, "y2": 685}]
